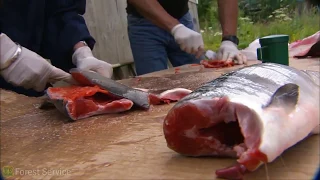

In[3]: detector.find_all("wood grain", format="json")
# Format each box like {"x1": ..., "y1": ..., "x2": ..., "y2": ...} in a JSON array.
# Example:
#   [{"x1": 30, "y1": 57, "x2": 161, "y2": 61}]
[{"x1": 1, "y1": 58, "x2": 319, "y2": 179}]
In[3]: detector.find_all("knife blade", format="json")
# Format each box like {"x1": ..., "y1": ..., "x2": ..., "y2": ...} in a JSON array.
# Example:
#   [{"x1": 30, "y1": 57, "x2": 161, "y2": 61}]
[{"x1": 69, "y1": 68, "x2": 151, "y2": 109}]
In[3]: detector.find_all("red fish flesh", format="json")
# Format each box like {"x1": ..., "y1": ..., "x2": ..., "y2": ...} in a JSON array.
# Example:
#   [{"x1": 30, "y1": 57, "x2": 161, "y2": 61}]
[
  {"x1": 163, "y1": 63, "x2": 320, "y2": 179},
  {"x1": 46, "y1": 86, "x2": 192, "y2": 121},
  {"x1": 46, "y1": 86, "x2": 134, "y2": 120},
  {"x1": 200, "y1": 60, "x2": 234, "y2": 68},
  {"x1": 289, "y1": 31, "x2": 320, "y2": 58}
]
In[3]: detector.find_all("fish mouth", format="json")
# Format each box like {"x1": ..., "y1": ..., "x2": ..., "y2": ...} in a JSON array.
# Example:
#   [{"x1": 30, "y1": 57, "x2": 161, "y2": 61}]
[{"x1": 163, "y1": 96, "x2": 265, "y2": 179}]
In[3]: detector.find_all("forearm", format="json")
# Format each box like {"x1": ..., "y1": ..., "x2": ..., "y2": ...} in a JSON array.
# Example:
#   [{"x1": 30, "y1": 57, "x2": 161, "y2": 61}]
[
  {"x1": 61, "y1": 12, "x2": 95, "y2": 53},
  {"x1": 217, "y1": 0, "x2": 238, "y2": 37},
  {"x1": 128, "y1": 0, "x2": 179, "y2": 32},
  {"x1": 47, "y1": 0, "x2": 96, "y2": 54}
]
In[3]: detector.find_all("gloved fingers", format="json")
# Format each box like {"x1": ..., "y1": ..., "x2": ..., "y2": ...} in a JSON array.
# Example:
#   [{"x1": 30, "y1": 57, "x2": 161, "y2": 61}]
[
  {"x1": 60, "y1": 76, "x2": 79, "y2": 85},
  {"x1": 189, "y1": 42, "x2": 197, "y2": 54},
  {"x1": 190, "y1": 37, "x2": 203, "y2": 55},
  {"x1": 195, "y1": 45, "x2": 205, "y2": 59},
  {"x1": 82, "y1": 63, "x2": 113, "y2": 78},
  {"x1": 189, "y1": 36, "x2": 197, "y2": 55},
  {"x1": 216, "y1": 50, "x2": 223, "y2": 60},
  {"x1": 226, "y1": 53, "x2": 234, "y2": 63},
  {"x1": 236, "y1": 53, "x2": 248, "y2": 65},
  {"x1": 2, "y1": 69, "x2": 29, "y2": 89},
  {"x1": 21, "y1": 78, "x2": 38, "y2": 90},
  {"x1": 221, "y1": 52, "x2": 230, "y2": 62},
  {"x1": 184, "y1": 42, "x2": 192, "y2": 54},
  {"x1": 180, "y1": 43, "x2": 187, "y2": 53},
  {"x1": 190, "y1": 45, "x2": 198, "y2": 55},
  {"x1": 34, "y1": 80, "x2": 49, "y2": 92},
  {"x1": 235, "y1": 54, "x2": 243, "y2": 64},
  {"x1": 193, "y1": 36, "x2": 204, "y2": 57},
  {"x1": 96, "y1": 68, "x2": 113, "y2": 78},
  {"x1": 23, "y1": 63, "x2": 51, "y2": 91},
  {"x1": 242, "y1": 54, "x2": 248, "y2": 64},
  {"x1": 48, "y1": 66, "x2": 78, "y2": 85},
  {"x1": 175, "y1": 38, "x2": 183, "y2": 47},
  {"x1": 224, "y1": 52, "x2": 236, "y2": 63}
]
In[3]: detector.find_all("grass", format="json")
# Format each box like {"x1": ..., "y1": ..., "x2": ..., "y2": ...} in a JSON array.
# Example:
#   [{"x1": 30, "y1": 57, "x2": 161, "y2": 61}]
[{"x1": 200, "y1": 8, "x2": 320, "y2": 51}]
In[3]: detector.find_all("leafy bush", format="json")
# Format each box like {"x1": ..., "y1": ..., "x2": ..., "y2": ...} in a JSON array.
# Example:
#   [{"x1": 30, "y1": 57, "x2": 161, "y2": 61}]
[
  {"x1": 198, "y1": 0, "x2": 219, "y2": 30},
  {"x1": 198, "y1": 0, "x2": 320, "y2": 51},
  {"x1": 239, "y1": 0, "x2": 298, "y2": 23}
]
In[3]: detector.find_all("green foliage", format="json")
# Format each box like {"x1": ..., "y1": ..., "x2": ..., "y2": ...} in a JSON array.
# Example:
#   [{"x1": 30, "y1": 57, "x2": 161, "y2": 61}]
[
  {"x1": 198, "y1": 0, "x2": 320, "y2": 51},
  {"x1": 239, "y1": 0, "x2": 298, "y2": 23},
  {"x1": 198, "y1": 0, "x2": 219, "y2": 29}
]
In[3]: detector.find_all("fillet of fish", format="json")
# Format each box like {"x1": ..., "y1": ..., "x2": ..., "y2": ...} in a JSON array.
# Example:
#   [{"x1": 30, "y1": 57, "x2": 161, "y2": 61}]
[
  {"x1": 163, "y1": 63, "x2": 320, "y2": 179},
  {"x1": 45, "y1": 85, "x2": 192, "y2": 121},
  {"x1": 289, "y1": 31, "x2": 320, "y2": 58}
]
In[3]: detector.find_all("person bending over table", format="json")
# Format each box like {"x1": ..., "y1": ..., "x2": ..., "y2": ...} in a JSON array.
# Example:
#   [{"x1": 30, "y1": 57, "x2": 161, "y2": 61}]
[{"x1": 126, "y1": 0, "x2": 247, "y2": 76}]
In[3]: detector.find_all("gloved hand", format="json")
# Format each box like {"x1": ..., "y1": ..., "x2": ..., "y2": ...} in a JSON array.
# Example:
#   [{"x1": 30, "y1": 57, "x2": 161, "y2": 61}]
[
  {"x1": 171, "y1": 24, "x2": 205, "y2": 58},
  {"x1": 217, "y1": 40, "x2": 247, "y2": 64},
  {"x1": 72, "y1": 46, "x2": 113, "y2": 78},
  {"x1": 0, "y1": 33, "x2": 74, "y2": 92}
]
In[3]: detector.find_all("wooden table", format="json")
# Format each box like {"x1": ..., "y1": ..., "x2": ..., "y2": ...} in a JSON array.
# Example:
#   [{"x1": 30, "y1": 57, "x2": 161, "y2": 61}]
[{"x1": 1, "y1": 58, "x2": 319, "y2": 180}]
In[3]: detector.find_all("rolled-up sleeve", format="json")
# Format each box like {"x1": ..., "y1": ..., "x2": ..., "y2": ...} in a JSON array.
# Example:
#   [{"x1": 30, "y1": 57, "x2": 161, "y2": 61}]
[{"x1": 47, "y1": 0, "x2": 95, "y2": 53}]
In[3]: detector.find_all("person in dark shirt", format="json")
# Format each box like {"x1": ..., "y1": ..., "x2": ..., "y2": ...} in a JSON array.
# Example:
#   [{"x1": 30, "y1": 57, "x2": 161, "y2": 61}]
[
  {"x1": 0, "y1": 0, "x2": 113, "y2": 97},
  {"x1": 126, "y1": 0, "x2": 247, "y2": 75}
]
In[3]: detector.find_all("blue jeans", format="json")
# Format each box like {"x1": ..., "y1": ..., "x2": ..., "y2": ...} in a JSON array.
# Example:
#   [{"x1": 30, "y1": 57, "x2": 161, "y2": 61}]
[{"x1": 127, "y1": 12, "x2": 200, "y2": 75}]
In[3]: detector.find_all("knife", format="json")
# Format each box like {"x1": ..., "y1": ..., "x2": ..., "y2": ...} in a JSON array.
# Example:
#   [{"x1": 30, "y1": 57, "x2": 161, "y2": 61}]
[{"x1": 69, "y1": 68, "x2": 151, "y2": 109}]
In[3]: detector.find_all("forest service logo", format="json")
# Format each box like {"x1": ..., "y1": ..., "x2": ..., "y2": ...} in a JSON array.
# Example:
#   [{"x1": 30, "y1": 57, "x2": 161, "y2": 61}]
[{"x1": 2, "y1": 166, "x2": 14, "y2": 177}]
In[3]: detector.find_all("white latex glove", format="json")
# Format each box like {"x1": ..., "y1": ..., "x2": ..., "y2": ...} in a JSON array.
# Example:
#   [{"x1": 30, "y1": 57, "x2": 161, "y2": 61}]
[
  {"x1": 0, "y1": 33, "x2": 74, "y2": 92},
  {"x1": 217, "y1": 40, "x2": 247, "y2": 64},
  {"x1": 205, "y1": 50, "x2": 217, "y2": 60},
  {"x1": 171, "y1": 24, "x2": 204, "y2": 58},
  {"x1": 72, "y1": 46, "x2": 113, "y2": 78}
]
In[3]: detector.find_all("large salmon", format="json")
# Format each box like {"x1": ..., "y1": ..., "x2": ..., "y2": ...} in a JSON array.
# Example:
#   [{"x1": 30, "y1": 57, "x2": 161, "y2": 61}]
[{"x1": 163, "y1": 63, "x2": 320, "y2": 179}]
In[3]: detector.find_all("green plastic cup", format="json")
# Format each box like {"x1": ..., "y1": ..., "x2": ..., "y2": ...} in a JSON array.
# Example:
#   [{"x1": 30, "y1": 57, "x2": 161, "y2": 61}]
[{"x1": 257, "y1": 35, "x2": 290, "y2": 65}]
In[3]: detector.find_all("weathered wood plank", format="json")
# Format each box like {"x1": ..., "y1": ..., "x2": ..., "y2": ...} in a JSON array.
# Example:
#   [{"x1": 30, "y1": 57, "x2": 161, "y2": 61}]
[
  {"x1": 84, "y1": 0, "x2": 133, "y2": 65},
  {"x1": 83, "y1": 0, "x2": 200, "y2": 79},
  {"x1": 188, "y1": 2, "x2": 200, "y2": 32}
]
